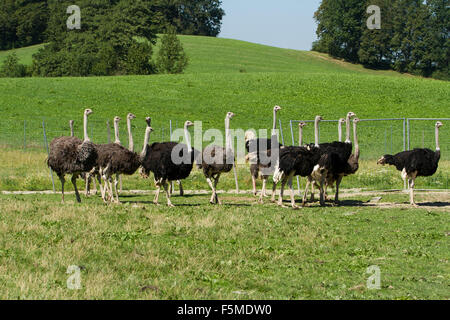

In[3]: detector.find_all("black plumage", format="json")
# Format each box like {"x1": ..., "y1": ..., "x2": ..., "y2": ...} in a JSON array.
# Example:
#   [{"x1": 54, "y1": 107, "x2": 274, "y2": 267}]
[
  {"x1": 140, "y1": 119, "x2": 196, "y2": 207},
  {"x1": 377, "y1": 121, "x2": 443, "y2": 206}
]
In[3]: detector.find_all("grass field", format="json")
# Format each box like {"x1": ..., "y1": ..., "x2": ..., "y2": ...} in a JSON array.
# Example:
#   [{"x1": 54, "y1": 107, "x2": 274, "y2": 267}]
[
  {"x1": 0, "y1": 36, "x2": 449, "y2": 300},
  {"x1": 0, "y1": 192, "x2": 448, "y2": 299}
]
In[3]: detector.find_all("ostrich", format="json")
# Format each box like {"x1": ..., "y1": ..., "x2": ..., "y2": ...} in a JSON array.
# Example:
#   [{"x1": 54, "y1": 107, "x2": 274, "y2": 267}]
[
  {"x1": 245, "y1": 105, "x2": 282, "y2": 199},
  {"x1": 308, "y1": 112, "x2": 356, "y2": 204},
  {"x1": 47, "y1": 109, "x2": 98, "y2": 203},
  {"x1": 140, "y1": 119, "x2": 196, "y2": 207},
  {"x1": 272, "y1": 137, "x2": 322, "y2": 209},
  {"x1": 69, "y1": 120, "x2": 74, "y2": 137},
  {"x1": 200, "y1": 112, "x2": 236, "y2": 205},
  {"x1": 377, "y1": 121, "x2": 443, "y2": 207},
  {"x1": 97, "y1": 114, "x2": 141, "y2": 204}
]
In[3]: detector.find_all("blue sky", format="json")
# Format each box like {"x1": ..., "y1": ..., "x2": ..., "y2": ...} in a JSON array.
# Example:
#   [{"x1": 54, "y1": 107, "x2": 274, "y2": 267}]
[{"x1": 219, "y1": 0, "x2": 322, "y2": 51}]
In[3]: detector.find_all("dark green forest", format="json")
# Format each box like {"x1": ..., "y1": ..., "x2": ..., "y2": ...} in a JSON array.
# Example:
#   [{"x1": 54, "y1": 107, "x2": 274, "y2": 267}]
[
  {"x1": 313, "y1": 0, "x2": 449, "y2": 79},
  {"x1": 0, "y1": 0, "x2": 224, "y2": 50}
]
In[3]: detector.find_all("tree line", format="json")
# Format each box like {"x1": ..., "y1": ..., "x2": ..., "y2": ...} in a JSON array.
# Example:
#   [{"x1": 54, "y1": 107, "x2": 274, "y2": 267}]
[
  {"x1": 1, "y1": 0, "x2": 223, "y2": 77},
  {"x1": 0, "y1": 0, "x2": 224, "y2": 50},
  {"x1": 313, "y1": 0, "x2": 449, "y2": 80}
]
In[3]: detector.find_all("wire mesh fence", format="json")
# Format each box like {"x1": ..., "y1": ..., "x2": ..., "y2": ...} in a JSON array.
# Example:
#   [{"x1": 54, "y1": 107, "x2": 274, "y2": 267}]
[{"x1": 0, "y1": 116, "x2": 448, "y2": 192}]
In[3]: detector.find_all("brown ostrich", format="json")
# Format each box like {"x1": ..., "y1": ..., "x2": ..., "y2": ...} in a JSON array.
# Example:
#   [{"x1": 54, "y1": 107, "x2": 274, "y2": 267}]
[{"x1": 47, "y1": 109, "x2": 98, "y2": 203}]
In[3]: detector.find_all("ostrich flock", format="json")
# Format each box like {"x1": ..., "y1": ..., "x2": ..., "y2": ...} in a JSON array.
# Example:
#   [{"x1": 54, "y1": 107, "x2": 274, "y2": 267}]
[{"x1": 47, "y1": 107, "x2": 444, "y2": 208}]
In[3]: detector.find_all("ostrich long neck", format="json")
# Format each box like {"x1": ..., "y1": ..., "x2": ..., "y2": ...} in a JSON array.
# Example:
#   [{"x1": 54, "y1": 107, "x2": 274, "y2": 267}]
[
  {"x1": 345, "y1": 115, "x2": 351, "y2": 143},
  {"x1": 338, "y1": 121, "x2": 343, "y2": 142},
  {"x1": 83, "y1": 114, "x2": 90, "y2": 142},
  {"x1": 435, "y1": 126, "x2": 440, "y2": 151},
  {"x1": 114, "y1": 121, "x2": 121, "y2": 145},
  {"x1": 184, "y1": 124, "x2": 192, "y2": 154},
  {"x1": 70, "y1": 122, "x2": 74, "y2": 137},
  {"x1": 314, "y1": 119, "x2": 320, "y2": 147},
  {"x1": 353, "y1": 121, "x2": 359, "y2": 160},
  {"x1": 272, "y1": 109, "x2": 278, "y2": 132},
  {"x1": 225, "y1": 117, "x2": 233, "y2": 153},
  {"x1": 299, "y1": 127, "x2": 303, "y2": 146},
  {"x1": 127, "y1": 118, "x2": 134, "y2": 152},
  {"x1": 141, "y1": 128, "x2": 151, "y2": 159}
]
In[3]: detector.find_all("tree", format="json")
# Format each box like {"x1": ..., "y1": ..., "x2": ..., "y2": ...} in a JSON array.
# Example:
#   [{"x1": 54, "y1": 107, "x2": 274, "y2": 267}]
[
  {"x1": 156, "y1": 28, "x2": 189, "y2": 74},
  {"x1": 314, "y1": 0, "x2": 366, "y2": 62},
  {"x1": 358, "y1": 0, "x2": 395, "y2": 68},
  {"x1": 0, "y1": 53, "x2": 28, "y2": 77}
]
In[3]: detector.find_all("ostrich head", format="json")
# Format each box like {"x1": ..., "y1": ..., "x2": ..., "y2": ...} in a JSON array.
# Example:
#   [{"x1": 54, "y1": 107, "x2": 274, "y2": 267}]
[
  {"x1": 69, "y1": 120, "x2": 74, "y2": 126},
  {"x1": 114, "y1": 116, "x2": 121, "y2": 123},
  {"x1": 274, "y1": 105, "x2": 282, "y2": 113},
  {"x1": 227, "y1": 112, "x2": 235, "y2": 119},
  {"x1": 84, "y1": 109, "x2": 93, "y2": 116},
  {"x1": 377, "y1": 156, "x2": 387, "y2": 165},
  {"x1": 315, "y1": 115, "x2": 323, "y2": 122},
  {"x1": 145, "y1": 117, "x2": 151, "y2": 127},
  {"x1": 244, "y1": 130, "x2": 257, "y2": 142},
  {"x1": 339, "y1": 118, "x2": 345, "y2": 125},
  {"x1": 127, "y1": 113, "x2": 136, "y2": 121},
  {"x1": 299, "y1": 122, "x2": 307, "y2": 128},
  {"x1": 184, "y1": 120, "x2": 194, "y2": 127},
  {"x1": 347, "y1": 112, "x2": 356, "y2": 119},
  {"x1": 353, "y1": 118, "x2": 360, "y2": 124},
  {"x1": 436, "y1": 121, "x2": 443, "y2": 128}
]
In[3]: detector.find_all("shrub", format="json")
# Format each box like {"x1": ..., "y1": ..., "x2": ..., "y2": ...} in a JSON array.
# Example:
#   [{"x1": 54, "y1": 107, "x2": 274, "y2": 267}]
[
  {"x1": 156, "y1": 28, "x2": 189, "y2": 74},
  {"x1": 125, "y1": 41, "x2": 155, "y2": 75},
  {"x1": 0, "y1": 53, "x2": 29, "y2": 77}
]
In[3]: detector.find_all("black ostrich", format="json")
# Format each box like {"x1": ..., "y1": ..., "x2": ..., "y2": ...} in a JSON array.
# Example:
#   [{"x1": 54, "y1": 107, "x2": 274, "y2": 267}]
[
  {"x1": 308, "y1": 112, "x2": 355, "y2": 205},
  {"x1": 97, "y1": 113, "x2": 141, "y2": 204},
  {"x1": 245, "y1": 105, "x2": 282, "y2": 199},
  {"x1": 377, "y1": 121, "x2": 443, "y2": 207},
  {"x1": 200, "y1": 112, "x2": 236, "y2": 205},
  {"x1": 140, "y1": 118, "x2": 196, "y2": 207},
  {"x1": 47, "y1": 109, "x2": 98, "y2": 203},
  {"x1": 272, "y1": 143, "x2": 322, "y2": 209}
]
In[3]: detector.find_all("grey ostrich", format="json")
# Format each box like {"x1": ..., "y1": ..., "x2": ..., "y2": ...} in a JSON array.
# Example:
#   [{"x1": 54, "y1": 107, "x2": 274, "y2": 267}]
[
  {"x1": 298, "y1": 122, "x2": 307, "y2": 146},
  {"x1": 377, "y1": 121, "x2": 443, "y2": 207},
  {"x1": 200, "y1": 112, "x2": 236, "y2": 205},
  {"x1": 47, "y1": 109, "x2": 98, "y2": 203},
  {"x1": 97, "y1": 114, "x2": 141, "y2": 204}
]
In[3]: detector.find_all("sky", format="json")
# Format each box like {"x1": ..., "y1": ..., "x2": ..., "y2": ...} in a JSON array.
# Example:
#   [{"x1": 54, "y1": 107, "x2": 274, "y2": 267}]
[{"x1": 219, "y1": 0, "x2": 322, "y2": 51}]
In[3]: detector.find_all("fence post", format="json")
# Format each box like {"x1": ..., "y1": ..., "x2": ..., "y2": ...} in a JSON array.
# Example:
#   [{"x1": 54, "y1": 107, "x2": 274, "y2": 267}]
[
  {"x1": 403, "y1": 118, "x2": 406, "y2": 151},
  {"x1": 407, "y1": 119, "x2": 410, "y2": 151},
  {"x1": 43, "y1": 120, "x2": 56, "y2": 193},
  {"x1": 23, "y1": 120, "x2": 26, "y2": 150}
]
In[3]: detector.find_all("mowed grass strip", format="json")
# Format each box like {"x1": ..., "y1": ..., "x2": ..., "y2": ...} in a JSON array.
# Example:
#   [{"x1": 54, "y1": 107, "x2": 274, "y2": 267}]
[{"x1": 0, "y1": 193, "x2": 448, "y2": 299}]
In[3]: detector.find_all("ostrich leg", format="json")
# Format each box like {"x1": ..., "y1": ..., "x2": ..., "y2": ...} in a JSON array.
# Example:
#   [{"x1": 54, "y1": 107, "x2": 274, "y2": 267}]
[
  {"x1": 319, "y1": 177, "x2": 326, "y2": 207},
  {"x1": 59, "y1": 175, "x2": 66, "y2": 204},
  {"x1": 334, "y1": 175, "x2": 343, "y2": 205},
  {"x1": 303, "y1": 176, "x2": 312, "y2": 207},
  {"x1": 71, "y1": 175, "x2": 81, "y2": 203},
  {"x1": 270, "y1": 181, "x2": 277, "y2": 203},
  {"x1": 178, "y1": 180, "x2": 184, "y2": 196},
  {"x1": 277, "y1": 174, "x2": 289, "y2": 207},
  {"x1": 206, "y1": 177, "x2": 216, "y2": 204},
  {"x1": 251, "y1": 175, "x2": 257, "y2": 196},
  {"x1": 153, "y1": 179, "x2": 162, "y2": 205},
  {"x1": 258, "y1": 177, "x2": 268, "y2": 203},
  {"x1": 113, "y1": 173, "x2": 120, "y2": 203},
  {"x1": 213, "y1": 174, "x2": 221, "y2": 204},
  {"x1": 288, "y1": 172, "x2": 299, "y2": 209},
  {"x1": 162, "y1": 180, "x2": 174, "y2": 207},
  {"x1": 409, "y1": 178, "x2": 418, "y2": 207}
]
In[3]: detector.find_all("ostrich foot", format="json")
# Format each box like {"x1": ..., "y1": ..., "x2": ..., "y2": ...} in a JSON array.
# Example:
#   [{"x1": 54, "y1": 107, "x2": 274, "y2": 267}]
[
  {"x1": 153, "y1": 201, "x2": 160, "y2": 206},
  {"x1": 167, "y1": 203, "x2": 175, "y2": 208},
  {"x1": 291, "y1": 204, "x2": 300, "y2": 210},
  {"x1": 411, "y1": 202, "x2": 419, "y2": 208}
]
